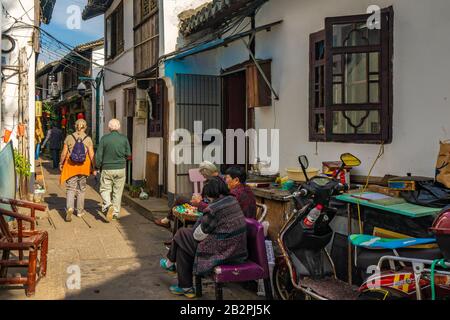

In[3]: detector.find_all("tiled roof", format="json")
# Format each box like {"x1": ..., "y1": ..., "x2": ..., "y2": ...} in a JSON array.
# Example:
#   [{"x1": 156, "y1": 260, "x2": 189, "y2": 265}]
[
  {"x1": 52, "y1": 38, "x2": 104, "y2": 74},
  {"x1": 40, "y1": 0, "x2": 56, "y2": 24},
  {"x1": 179, "y1": 0, "x2": 268, "y2": 36},
  {"x1": 36, "y1": 61, "x2": 59, "y2": 78},
  {"x1": 75, "y1": 38, "x2": 104, "y2": 52},
  {"x1": 82, "y1": 0, "x2": 112, "y2": 20}
]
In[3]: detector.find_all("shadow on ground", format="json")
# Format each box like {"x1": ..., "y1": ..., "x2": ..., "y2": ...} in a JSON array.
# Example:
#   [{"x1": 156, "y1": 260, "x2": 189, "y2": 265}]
[{"x1": 0, "y1": 158, "x2": 262, "y2": 300}]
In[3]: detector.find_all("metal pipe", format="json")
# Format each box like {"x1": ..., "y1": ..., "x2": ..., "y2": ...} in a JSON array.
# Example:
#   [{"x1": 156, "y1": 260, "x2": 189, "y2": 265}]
[
  {"x1": 241, "y1": 38, "x2": 280, "y2": 100},
  {"x1": 377, "y1": 256, "x2": 450, "y2": 269}
]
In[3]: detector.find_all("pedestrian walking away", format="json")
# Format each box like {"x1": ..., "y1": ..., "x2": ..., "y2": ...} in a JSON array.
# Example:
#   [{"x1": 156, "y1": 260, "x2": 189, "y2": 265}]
[
  {"x1": 42, "y1": 123, "x2": 64, "y2": 169},
  {"x1": 96, "y1": 119, "x2": 131, "y2": 222},
  {"x1": 59, "y1": 119, "x2": 97, "y2": 222}
]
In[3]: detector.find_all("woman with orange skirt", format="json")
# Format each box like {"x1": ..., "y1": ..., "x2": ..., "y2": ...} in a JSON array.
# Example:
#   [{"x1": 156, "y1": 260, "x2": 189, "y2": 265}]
[{"x1": 59, "y1": 119, "x2": 96, "y2": 222}]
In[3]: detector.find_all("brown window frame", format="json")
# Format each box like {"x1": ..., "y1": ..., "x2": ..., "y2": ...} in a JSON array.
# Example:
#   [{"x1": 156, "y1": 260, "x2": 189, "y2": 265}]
[
  {"x1": 147, "y1": 80, "x2": 164, "y2": 138},
  {"x1": 309, "y1": 6, "x2": 393, "y2": 144},
  {"x1": 105, "y1": 1, "x2": 124, "y2": 61}
]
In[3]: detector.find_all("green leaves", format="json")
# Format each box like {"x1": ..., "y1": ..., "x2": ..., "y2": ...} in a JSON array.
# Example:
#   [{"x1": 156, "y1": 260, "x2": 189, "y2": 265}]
[{"x1": 14, "y1": 149, "x2": 31, "y2": 178}]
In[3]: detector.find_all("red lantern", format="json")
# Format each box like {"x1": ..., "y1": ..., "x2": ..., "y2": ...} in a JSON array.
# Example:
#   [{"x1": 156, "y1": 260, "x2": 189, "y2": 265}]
[
  {"x1": 61, "y1": 118, "x2": 67, "y2": 128},
  {"x1": 77, "y1": 113, "x2": 85, "y2": 120}
]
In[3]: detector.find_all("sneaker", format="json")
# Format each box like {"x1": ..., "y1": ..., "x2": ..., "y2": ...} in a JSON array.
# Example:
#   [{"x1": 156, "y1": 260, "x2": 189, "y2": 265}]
[
  {"x1": 105, "y1": 205, "x2": 114, "y2": 222},
  {"x1": 169, "y1": 285, "x2": 196, "y2": 299},
  {"x1": 76, "y1": 211, "x2": 86, "y2": 218},
  {"x1": 66, "y1": 208, "x2": 74, "y2": 222},
  {"x1": 160, "y1": 258, "x2": 176, "y2": 274}
]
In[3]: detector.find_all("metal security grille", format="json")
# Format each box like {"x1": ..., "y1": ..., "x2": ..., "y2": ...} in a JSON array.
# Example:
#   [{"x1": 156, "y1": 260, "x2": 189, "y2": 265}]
[{"x1": 175, "y1": 74, "x2": 222, "y2": 197}]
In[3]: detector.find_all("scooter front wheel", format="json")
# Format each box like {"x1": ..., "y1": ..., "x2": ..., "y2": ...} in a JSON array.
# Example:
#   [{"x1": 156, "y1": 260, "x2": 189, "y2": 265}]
[{"x1": 273, "y1": 262, "x2": 294, "y2": 300}]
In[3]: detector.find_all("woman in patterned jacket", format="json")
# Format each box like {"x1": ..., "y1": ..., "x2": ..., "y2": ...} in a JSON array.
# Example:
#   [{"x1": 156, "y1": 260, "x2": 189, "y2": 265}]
[{"x1": 160, "y1": 177, "x2": 248, "y2": 298}]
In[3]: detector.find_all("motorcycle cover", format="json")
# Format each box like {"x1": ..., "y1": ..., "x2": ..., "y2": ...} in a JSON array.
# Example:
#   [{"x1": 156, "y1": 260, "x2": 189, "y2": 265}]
[
  {"x1": 0, "y1": 142, "x2": 16, "y2": 219},
  {"x1": 349, "y1": 234, "x2": 436, "y2": 249}
]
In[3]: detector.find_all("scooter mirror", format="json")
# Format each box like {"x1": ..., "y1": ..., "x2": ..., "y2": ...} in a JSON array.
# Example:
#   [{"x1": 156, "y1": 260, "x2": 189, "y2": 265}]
[
  {"x1": 298, "y1": 155, "x2": 309, "y2": 170},
  {"x1": 340, "y1": 153, "x2": 361, "y2": 168}
]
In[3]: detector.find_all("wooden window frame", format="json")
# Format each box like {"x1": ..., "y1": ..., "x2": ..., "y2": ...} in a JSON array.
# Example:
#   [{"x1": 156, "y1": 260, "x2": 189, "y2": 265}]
[
  {"x1": 147, "y1": 80, "x2": 164, "y2": 138},
  {"x1": 309, "y1": 30, "x2": 326, "y2": 141},
  {"x1": 141, "y1": 0, "x2": 157, "y2": 20},
  {"x1": 105, "y1": 1, "x2": 124, "y2": 61},
  {"x1": 309, "y1": 6, "x2": 393, "y2": 144}
]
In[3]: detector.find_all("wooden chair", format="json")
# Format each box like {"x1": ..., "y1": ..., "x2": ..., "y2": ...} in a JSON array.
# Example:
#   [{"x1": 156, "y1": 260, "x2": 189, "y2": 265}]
[{"x1": 0, "y1": 200, "x2": 48, "y2": 297}]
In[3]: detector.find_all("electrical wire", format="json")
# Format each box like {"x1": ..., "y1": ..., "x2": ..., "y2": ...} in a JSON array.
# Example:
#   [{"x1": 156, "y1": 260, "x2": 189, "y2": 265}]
[
  {"x1": 17, "y1": 0, "x2": 33, "y2": 22},
  {"x1": 355, "y1": 143, "x2": 385, "y2": 233}
]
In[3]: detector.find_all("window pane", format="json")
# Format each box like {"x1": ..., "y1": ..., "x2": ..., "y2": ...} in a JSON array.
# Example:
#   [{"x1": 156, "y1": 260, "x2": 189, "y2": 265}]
[
  {"x1": 369, "y1": 52, "x2": 380, "y2": 73},
  {"x1": 332, "y1": 111, "x2": 380, "y2": 134},
  {"x1": 333, "y1": 55, "x2": 342, "y2": 74},
  {"x1": 333, "y1": 23, "x2": 380, "y2": 47},
  {"x1": 345, "y1": 53, "x2": 368, "y2": 103},
  {"x1": 315, "y1": 40, "x2": 325, "y2": 60},
  {"x1": 333, "y1": 84, "x2": 342, "y2": 104},
  {"x1": 315, "y1": 114, "x2": 325, "y2": 135},
  {"x1": 106, "y1": 18, "x2": 112, "y2": 57},
  {"x1": 370, "y1": 82, "x2": 380, "y2": 103}
]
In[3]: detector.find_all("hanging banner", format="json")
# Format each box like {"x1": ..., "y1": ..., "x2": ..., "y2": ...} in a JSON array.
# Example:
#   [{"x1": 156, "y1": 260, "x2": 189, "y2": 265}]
[{"x1": 36, "y1": 101, "x2": 42, "y2": 117}]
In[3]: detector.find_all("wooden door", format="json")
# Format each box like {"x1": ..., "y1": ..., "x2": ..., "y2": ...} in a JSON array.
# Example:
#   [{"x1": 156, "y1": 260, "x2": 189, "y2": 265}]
[
  {"x1": 145, "y1": 152, "x2": 159, "y2": 197},
  {"x1": 223, "y1": 71, "x2": 247, "y2": 171}
]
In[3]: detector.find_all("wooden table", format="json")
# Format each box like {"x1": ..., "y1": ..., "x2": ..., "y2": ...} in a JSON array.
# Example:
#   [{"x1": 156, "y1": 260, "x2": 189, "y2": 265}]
[{"x1": 251, "y1": 187, "x2": 293, "y2": 241}]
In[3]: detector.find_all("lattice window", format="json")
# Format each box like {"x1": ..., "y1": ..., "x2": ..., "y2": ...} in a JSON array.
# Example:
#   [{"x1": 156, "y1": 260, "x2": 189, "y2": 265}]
[
  {"x1": 309, "y1": 6, "x2": 393, "y2": 143},
  {"x1": 142, "y1": 0, "x2": 157, "y2": 18}
]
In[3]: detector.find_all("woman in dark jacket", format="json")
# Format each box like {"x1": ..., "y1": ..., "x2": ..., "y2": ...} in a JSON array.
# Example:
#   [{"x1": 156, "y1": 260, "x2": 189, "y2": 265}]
[{"x1": 160, "y1": 177, "x2": 248, "y2": 298}]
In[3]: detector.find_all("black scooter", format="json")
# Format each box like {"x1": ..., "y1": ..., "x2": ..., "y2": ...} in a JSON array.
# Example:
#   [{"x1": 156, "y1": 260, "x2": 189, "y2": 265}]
[{"x1": 273, "y1": 153, "x2": 362, "y2": 300}]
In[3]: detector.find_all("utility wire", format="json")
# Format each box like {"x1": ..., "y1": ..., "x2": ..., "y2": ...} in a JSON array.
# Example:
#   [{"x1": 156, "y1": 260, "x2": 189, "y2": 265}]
[{"x1": 17, "y1": 0, "x2": 33, "y2": 22}]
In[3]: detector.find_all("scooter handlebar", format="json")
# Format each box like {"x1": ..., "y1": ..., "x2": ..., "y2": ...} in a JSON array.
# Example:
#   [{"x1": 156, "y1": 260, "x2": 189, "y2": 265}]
[{"x1": 283, "y1": 189, "x2": 308, "y2": 200}]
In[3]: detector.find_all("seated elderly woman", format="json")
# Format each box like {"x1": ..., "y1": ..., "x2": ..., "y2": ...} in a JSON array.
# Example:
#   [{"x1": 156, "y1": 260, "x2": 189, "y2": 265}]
[
  {"x1": 160, "y1": 177, "x2": 248, "y2": 298},
  {"x1": 154, "y1": 161, "x2": 221, "y2": 230}
]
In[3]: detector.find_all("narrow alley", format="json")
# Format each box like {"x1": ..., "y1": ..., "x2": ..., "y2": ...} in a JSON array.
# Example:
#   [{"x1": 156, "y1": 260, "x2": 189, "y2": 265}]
[{"x1": 0, "y1": 160, "x2": 260, "y2": 300}]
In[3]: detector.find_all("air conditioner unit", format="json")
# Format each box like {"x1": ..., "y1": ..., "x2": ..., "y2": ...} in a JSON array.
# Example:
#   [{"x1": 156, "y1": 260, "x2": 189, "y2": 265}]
[{"x1": 135, "y1": 99, "x2": 148, "y2": 119}]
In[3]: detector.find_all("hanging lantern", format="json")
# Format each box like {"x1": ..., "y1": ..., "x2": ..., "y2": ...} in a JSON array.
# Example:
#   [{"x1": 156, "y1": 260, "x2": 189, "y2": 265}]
[
  {"x1": 77, "y1": 113, "x2": 85, "y2": 120},
  {"x1": 61, "y1": 118, "x2": 68, "y2": 128}
]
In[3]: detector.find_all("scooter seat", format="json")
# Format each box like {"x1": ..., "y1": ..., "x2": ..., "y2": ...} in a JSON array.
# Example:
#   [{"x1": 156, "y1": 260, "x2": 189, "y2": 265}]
[
  {"x1": 301, "y1": 277, "x2": 360, "y2": 300},
  {"x1": 356, "y1": 247, "x2": 443, "y2": 272},
  {"x1": 349, "y1": 234, "x2": 436, "y2": 250}
]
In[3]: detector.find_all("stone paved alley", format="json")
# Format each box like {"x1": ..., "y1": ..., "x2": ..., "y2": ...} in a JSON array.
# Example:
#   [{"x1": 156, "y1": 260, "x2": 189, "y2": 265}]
[{"x1": 0, "y1": 160, "x2": 260, "y2": 300}]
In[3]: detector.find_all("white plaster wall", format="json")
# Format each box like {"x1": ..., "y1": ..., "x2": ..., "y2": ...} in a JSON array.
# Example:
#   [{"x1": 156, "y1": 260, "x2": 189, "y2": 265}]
[
  {"x1": 132, "y1": 88, "x2": 147, "y2": 182},
  {"x1": 162, "y1": 0, "x2": 450, "y2": 193},
  {"x1": 104, "y1": 0, "x2": 134, "y2": 91},
  {"x1": 161, "y1": 0, "x2": 212, "y2": 55},
  {"x1": 103, "y1": 84, "x2": 134, "y2": 135},
  {"x1": 253, "y1": 0, "x2": 450, "y2": 178},
  {"x1": 1, "y1": 0, "x2": 37, "y2": 174},
  {"x1": 91, "y1": 46, "x2": 105, "y2": 143}
]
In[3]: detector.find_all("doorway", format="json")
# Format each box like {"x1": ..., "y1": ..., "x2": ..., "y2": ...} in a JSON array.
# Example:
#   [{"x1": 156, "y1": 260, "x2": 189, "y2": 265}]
[{"x1": 222, "y1": 70, "x2": 248, "y2": 172}]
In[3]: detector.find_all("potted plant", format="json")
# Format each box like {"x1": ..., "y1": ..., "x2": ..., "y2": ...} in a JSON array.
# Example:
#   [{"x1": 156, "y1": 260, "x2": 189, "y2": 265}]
[
  {"x1": 14, "y1": 149, "x2": 32, "y2": 199},
  {"x1": 129, "y1": 185, "x2": 141, "y2": 198}
]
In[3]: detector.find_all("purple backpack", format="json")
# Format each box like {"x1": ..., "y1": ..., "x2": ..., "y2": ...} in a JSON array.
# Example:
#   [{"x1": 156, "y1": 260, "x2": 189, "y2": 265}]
[{"x1": 70, "y1": 134, "x2": 88, "y2": 163}]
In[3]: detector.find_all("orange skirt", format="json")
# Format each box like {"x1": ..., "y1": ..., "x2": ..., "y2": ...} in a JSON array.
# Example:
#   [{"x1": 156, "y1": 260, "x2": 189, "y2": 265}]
[{"x1": 60, "y1": 156, "x2": 91, "y2": 184}]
